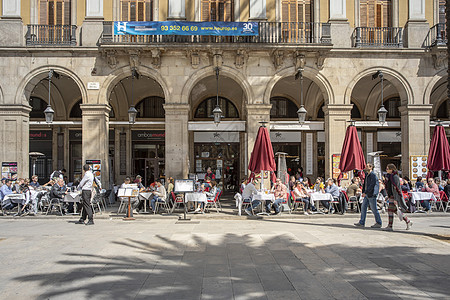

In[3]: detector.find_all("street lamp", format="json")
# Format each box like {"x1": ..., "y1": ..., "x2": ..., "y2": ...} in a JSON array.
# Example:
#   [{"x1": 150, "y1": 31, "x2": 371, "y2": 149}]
[
  {"x1": 295, "y1": 68, "x2": 307, "y2": 125},
  {"x1": 128, "y1": 67, "x2": 139, "y2": 124},
  {"x1": 44, "y1": 69, "x2": 59, "y2": 124},
  {"x1": 213, "y1": 67, "x2": 223, "y2": 126},
  {"x1": 373, "y1": 70, "x2": 388, "y2": 125}
]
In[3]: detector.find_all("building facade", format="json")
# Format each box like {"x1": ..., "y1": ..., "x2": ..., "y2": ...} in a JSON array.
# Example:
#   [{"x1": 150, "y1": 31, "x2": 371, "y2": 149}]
[{"x1": 0, "y1": 0, "x2": 447, "y2": 189}]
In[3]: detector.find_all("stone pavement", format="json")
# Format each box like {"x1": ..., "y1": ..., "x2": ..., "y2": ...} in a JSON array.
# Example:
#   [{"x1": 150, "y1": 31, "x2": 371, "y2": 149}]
[{"x1": 0, "y1": 216, "x2": 449, "y2": 300}]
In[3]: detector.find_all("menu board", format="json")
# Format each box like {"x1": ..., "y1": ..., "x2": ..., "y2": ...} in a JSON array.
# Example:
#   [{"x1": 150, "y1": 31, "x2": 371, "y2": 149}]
[
  {"x1": 175, "y1": 179, "x2": 195, "y2": 193},
  {"x1": 332, "y1": 154, "x2": 348, "y2": 180},
  {"x1": 2, "y1": 162, "x2": 18, "y2": 179},
  {"x1": 410, "y1": 155, "x2": 428, "y2": 179},
  {"x1": 86, "y1": 159, "x2": 101, "y2": 181}
]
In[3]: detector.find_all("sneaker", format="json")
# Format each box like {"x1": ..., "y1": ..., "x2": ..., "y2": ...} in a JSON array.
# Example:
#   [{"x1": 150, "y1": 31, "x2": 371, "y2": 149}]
[
  {"x1": 272, "y1": 211, "x2": 281, "y2": 216},
  {"x1": 406, "y1": 221, "x2": 413, "y2": 230},
  {"x1": 304, "y1": 211, "x2": 309, "y2": 215},
  {"x1": 75, "y1": 220, "x2": 85, "y2": 225},
  {"x1": 371, "y1": 223, "x2": 382, "y2": 228},
  {"x1": 194, "y1": 207, "x2": 201, "y2": 212},
  {"x1": 381, "y1": 208, "x2": 386, "y2": 214},
  {"x1": 354, "y1": 222, "x2": 364, "y2": 227},
  {"x1": 383, "y1": 226, "x2": 393, "y2": 231},
  {"x1": 85, "y1": 221, "x2": 94, "y2": 226},
  {"x1": 245, "y1": 209, "x2": 252, "y2": 216},
  {"x1": 133, "y1": 209, "x2": 139, "y2": 214}
]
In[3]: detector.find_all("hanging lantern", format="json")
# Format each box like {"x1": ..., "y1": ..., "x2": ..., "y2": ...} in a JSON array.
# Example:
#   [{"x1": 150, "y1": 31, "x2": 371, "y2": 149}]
[
  {"x1": 377, "y1": 105, "x2": 388, "y2": 125},
  {"x1": 44, "y1": 105, "x2": 55, "y2": 124},
  {"x1": 297, "y1": 105, "x2": 307, "y2": 125},
  {"x1": 128, "y1": 106, "x2": 138, "y2": 124},
  {"x1": 213, "y1": 105, "x2": 223, "y2": 126}
]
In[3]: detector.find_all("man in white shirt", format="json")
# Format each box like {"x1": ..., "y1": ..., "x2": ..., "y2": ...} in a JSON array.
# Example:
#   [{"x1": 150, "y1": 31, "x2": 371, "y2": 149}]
[
  {"x1": 150, "y1": 179, "x2": 167, "y2": 212},
  {"x1": 75, "y1": 164, "x2": 94, "y2": 225},
  {"x1": 243, "y1": 179, "x2": 260, "y2": 215}
]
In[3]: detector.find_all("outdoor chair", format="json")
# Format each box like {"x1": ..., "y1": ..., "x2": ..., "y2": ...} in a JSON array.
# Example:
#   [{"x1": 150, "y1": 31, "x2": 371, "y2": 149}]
[
  {"x1": 154, "y1": 199, "x2": 170, "y2": 214},
  {"x1": 441, "y1": 191, "x2": 449, "y2": 212},
  {"x1": 348, "y1": 196, "x2": 360, "y2": 213},
  {"x1": 91, "y1": 190, "x2": 103, "y2": 214},
  {"x1": 278, "y1": 192, "x2": 291, "y2": 215},
  {"x1": 170, "y1": 192, "x2": 184, "y2": 213},
  {"x1": 46, "y1": 198, "x2": 64, "y2": 215},
  {"x1": 290, "y1": 191, "x2": 305, "y2": 213},
  {"x1": 330, "y1": 197, "x2": 340, "y2": 214},
  {"x1": 205, "y1": 191, "x2": 220, "y2": 213},
  {"x1": 241, "y1": 195, "x2": 258, "y2": 215}
]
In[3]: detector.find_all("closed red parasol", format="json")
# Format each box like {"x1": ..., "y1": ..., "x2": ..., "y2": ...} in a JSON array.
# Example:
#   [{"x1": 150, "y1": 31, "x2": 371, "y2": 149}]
[
  {"x1": 248, "y1": 125, "x2": 276, "y2": 181},
  {"x1": 338, "y1": 124, "x2": 366, "y2": 182},
  {"x1": 426, "y1": 124, "x2": 450, "y2": 179}
]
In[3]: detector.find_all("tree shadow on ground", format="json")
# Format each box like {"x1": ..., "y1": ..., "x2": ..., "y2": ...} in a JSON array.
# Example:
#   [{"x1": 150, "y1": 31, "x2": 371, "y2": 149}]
[{"x1": 12, "y1": 230, "x2": 450, "y2": 299}]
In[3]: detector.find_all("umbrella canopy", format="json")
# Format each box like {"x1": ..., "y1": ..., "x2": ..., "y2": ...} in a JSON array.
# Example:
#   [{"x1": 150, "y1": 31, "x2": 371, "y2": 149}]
[
  {"x1": 248, "y1": 126, "x2": 276, "y2": 181},
  {"x1": 426, "y1": 124, "x2": 450, "y2": 179},
  {"x1": 338, "y1": 125, "x2": 366, "y2": 182}
]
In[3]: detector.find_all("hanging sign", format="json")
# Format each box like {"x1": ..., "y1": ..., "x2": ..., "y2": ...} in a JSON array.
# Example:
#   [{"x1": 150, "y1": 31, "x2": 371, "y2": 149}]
[
  {"x1": 2, "y1": 162, "x2": 18, "y2": 179},
  {"x1": 86, "y1": 160, "x2": 101, "y2": 181},
  {"x1": 114, "y1": 21, "x2": 259, "y2": 36}
]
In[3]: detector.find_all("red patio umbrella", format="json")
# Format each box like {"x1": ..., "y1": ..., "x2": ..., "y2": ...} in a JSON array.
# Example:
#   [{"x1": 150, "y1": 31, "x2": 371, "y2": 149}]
[
  {"x1": 426, "y1": 124, "x2": 450, "y2": 179},
  {"x1": 248, "y1": 125, "x2": 277, "y2": 182},
  {"x1": 338, "y1": 125, "x2": 366, "y2": 183}
]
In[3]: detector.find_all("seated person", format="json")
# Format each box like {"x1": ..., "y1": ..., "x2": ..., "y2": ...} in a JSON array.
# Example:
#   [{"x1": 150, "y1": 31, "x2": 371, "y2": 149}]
[
  {"x1": 268, "y1": 178, "x2": 288, "y2": 215},
  {"x1": 400, "y1": 178, "x2": 411, "y2": 199},
  {"x1": 293, "y1": 182, "x2": 312, "y2": 214},
  {"x1": 50, "y1": 178, "x2": 68, "y2": 214},
  {"x1": 421, "y1": 178, "x2": 439, "y2": 211},
  {"x1": 134, "y1": 175, "x2": 146, "y2": 192},
  {"x1": 444, "y1": 178, "x2": 450, "y2": 200},
  {"x1": 415, "y1": 176, "x2": 424, "y2": 191},
  {"x1": 346, "y1": 178, "x2": 361, "y2": 200},
  {"x1": 150, "y1": 180, "x2": 167, "y2": 212},
  {"x1": 203, "y1": 177, "x2": 212, "y2": 192},
  {"x1": 313, "y1": 177, "x2": 325, "y2": 192},
  {"x1": 323, "y1": 178, "x2": 339, "y2": 213},
  {"x1": 30, "y1": 175, "x2": 40, "y2": 188},
  {"x1": 244, "y1": 179, "x2": 259, "y2": 215},
  {"x1": 195, "y1": 180, "x2": 218, "y2": 213},
  {"x1": 0, "y1": 179, "x2": 16, "y2": 210}
]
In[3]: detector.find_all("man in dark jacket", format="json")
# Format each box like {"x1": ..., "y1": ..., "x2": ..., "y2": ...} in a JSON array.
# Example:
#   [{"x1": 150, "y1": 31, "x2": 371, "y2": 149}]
[
  {"x1": 354, "y1": 163, "x2": 382, "y2": 228},
  {"x1": 50, "y1": 178, "x2": 68, "y2": 214}
]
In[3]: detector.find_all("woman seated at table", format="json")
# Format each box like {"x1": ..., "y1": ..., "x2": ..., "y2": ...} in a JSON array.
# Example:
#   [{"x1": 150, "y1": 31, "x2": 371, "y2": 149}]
[
  {"x1": 302, "y1": 177, "x2": 312, "y2": 189},
  {"x1": 421, "y1": 178, "x2": 439, "y2": 212},
  {"x1": 313, "y1": 177, "x2": 325, "y2": 193},
  {"x1": 194, "y1": 180, "x2": 217, "y2": 213},
  {"x1": 323, "y1": 178, "x2": 339, "y2": 213},
  {"x1": 203, "y1": 177, "x2": 212, "y2": 192},
  {"x1": 293, "y1": 182, "x2": 313, "y2": 215},
  {"x1": 415, "y1": 177, "x2": 424, "y2": 190}
]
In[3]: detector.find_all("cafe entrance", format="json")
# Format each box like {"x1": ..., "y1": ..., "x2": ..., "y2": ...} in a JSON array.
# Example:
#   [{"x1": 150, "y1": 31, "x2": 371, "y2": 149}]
[{"x1": 132, "y1": 130, "x2": 165, "y2": 186}]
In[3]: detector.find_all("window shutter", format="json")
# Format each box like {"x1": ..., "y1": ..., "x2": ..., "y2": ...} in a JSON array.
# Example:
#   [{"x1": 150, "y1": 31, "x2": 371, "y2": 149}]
[
  {"x1": 281, "y1": 1, "x2": 289, "y2": 22},
  {"x1": 121, "y1": 0, "x2": 129, "y2": 21},
  {"x1": 146, "y1": 0, "x2": 153, "y2": 21},
  {"x1": 64, "y1": 0, "x2": 71, "y2": 25},
  {"x1": 225, "y1": 0, "x2": 233, "y2": 22},
  {"x1": 39, "y1": 0, "x2": 48, "y2": 24},
  {"x1": 201, "y1": 0, "x2": 210, "y2": 21},
  {"x1": 138, "y1": 0, "x2": 144, "y2": 21},
  {"x1": 304, "y1": 3, "x2": 311, "y2": 23},
  {"x1": 48, "y1": 1, "x2": 55, "y2": 25},
  {"x1": 130, "y1": 0, "x2": 136, "y2": 21},
  {"x1": 56, "y1": 1, "x2": 63, "y2": 25},
  {"x1": 439, "y1": 0, "x2": 446, "y2": 24}
]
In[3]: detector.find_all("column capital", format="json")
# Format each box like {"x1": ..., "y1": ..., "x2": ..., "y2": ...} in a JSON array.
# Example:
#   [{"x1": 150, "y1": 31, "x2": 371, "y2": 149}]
[
  {"x1": 246, "y1": 103, "x2": 272, "y2": 114},
  {"x1": 0, "y1": 104, "x2": 32, "y2": 117},
  {"x1": 80, "y1": 104, "x2": 111, "y2": 116},
  {"x1": 163, "y1": 103, "x2": 190, "y2": 114},
  {"x1": 323, "y1": 104, "x2": 353, "y2": 115},
  {"x1": 399, "y1": 104, "x2": 433, "y2": 116}
]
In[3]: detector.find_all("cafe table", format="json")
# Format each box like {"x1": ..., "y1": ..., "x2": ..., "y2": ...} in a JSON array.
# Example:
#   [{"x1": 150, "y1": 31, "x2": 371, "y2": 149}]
[
  {"x1": 309, "y1": 192, "x2": 333, "y2": 214},
  {"x1": 252, "y1": 192, "x2": 275, "y2": 215},
  {"x1": 138, "y1": 192, "x2": 153, "y2": 213}
]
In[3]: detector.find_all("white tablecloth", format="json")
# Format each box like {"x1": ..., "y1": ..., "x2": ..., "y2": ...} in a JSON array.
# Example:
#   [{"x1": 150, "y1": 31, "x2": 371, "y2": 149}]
[
  {"x1": 2, "y1": 193, "x2": 26, "y2": 205},
  {"x1": 409, "y1": 192, "x2": 437, "y2": 204},
  {"x1": 185, "y1": 192, "x2": 208, "y2": 203},
  {"x1": 64, "y1": 192, "x2": 81, "y2": 202},
  {"x1": 139, "y1": 192, "x2": 153, "y2": 200},
  {"x1": 252, "y1": 192, "x2": 276, "y2": 203},
  {"x1": 309, "y1": 192, "x2": 334, "y2": 201}
]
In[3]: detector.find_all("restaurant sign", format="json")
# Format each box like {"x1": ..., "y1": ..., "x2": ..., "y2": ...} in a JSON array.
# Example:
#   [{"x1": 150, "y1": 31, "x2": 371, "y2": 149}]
[
  {"x1": 29, "y1": 130, "x2": 52, "y2": 140},
  {"x1": 132, "y1": 131, "x2": 165, "y2": 141}
]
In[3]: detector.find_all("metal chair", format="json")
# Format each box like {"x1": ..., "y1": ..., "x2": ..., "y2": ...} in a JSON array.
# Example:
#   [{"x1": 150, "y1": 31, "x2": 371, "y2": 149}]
[
  {"x1": 170, "y1": 192, "x2": 184, "y2": 214},
  {"x1": 291, "y1": 191, "x2": 306, "y2": 213},
  {"x1": 46, "y1": 198, "x2": 64, "y2": 215},
  {"x1": 205, "y1": 191, "x2": 220, "y2": 213}
]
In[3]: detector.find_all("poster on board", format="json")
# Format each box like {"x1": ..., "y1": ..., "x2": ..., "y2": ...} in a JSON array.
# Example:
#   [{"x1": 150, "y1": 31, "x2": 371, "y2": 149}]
[
  {"x1": 332, "y1": 154, "x2": 348, "y2": 180},
  {"x1": 86, "y1": 160, "x2": 101, "y2": 181},
  {"x1": 2, "y1": 162, "x2": 18, "y2": 179}
]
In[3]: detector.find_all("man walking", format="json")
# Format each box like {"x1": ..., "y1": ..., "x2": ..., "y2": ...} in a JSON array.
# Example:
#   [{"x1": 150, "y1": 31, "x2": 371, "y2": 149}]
[
  {"x1": 355, "y1": 163, "x2": 382, "y2": 228},
  {"x1": 76, "y1": 164, "x2": 94, "y2": 225}
]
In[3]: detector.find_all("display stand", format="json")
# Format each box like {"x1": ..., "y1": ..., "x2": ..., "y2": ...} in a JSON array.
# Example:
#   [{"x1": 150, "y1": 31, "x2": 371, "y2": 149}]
[
  {"x1": 123, "y1": 196, "x2": 135, "y2": 220},
  {"x1": 118, "y1": 187, "x2": 138, "y2": 221},
  {"x1": 174, "y1": 179, "x2": 195, "y2": 223}
]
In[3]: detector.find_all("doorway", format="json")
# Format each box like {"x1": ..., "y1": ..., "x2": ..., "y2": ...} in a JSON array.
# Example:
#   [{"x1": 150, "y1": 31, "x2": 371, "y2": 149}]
[{"x1": 133, "y1": 158, "x2": 165, "y2": 186}]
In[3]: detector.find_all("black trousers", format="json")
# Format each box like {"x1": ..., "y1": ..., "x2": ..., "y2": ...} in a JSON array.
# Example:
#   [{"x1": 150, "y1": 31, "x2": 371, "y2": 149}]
[{"x1": 80, "y1": 190, "x2": 93, "y2": 221}]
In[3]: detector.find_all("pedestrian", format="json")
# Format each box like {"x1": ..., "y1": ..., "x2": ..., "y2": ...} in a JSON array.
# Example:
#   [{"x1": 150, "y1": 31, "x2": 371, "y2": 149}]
[
  {"x1": 354, "y1": 163, "x2": 382, "y2": 228},
  {"x1": 75, "y1": 164, "x2": 94, "y2": 225},
  {"x1": 384, "y1": 164, "x2": 412, "y2": 231}
]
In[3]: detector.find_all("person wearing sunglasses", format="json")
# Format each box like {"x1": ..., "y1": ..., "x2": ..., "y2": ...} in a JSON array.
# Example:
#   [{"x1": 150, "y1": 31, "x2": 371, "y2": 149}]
[{"x1": 421, "y1": 178, "x2": 439, "y2": 212}]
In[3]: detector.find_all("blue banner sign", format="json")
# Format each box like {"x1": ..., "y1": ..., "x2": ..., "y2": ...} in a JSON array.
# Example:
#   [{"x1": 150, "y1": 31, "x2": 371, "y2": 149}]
[{"x1": 114, "y1": 21, "x2": 259, "y2": 36}]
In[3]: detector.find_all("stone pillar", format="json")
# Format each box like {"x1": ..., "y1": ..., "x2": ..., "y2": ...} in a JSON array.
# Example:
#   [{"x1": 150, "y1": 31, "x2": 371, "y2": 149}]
[
  {"x1": 81, "y1": 0, "x2": 104, "y2": 46},
  {"x1": 164, "y1": 104, "x2": 189, "y2": 179},
  {"x1": 328, "y1": 0, "x2": 351, "y2": 48},
  {"x1": 392, "y1": 0, "x2": 399, "y2": 27},
  {"x1": 0, "y1": 0, "x2": 23, "y2": 46},
  {"x1": 81, "y1": 104, "x2": 110, "y2": 188},
  {"x1": 404, "y1": 0, "x2": 429, "y2": 48},
  {"x1": 246, "y1": 104, "x2": 271, "y2": 168},
  {"x1": 0, "y1": 105, "x2": 31, "y2": 179},
  {"x1": 399, "y1": 104, "x2": 432, "y2": 178},
  {"x1": 168, "y1": 0, "x2": 185, "y2": 20},
  {"x1": 249, "y1": 0, "x2": 266, "y2": 20},
  {"x1": 323, "y1": 104, "x2": 352, "y2": 179}
]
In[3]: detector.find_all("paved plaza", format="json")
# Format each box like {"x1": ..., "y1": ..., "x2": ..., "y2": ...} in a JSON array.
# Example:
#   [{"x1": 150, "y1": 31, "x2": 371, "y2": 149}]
[{"x1": 0, "y1": 215, "x2": 449, "y2": 300}]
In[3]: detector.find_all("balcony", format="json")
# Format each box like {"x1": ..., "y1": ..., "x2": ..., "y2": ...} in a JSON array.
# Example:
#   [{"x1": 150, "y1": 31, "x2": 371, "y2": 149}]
[
  {"x1": 423, "y1": 23, "x2": 447, "y2": 48},
  {"x1": 99, "y1": 21, "x2": 331, "y2": 45},
  {"x1": 353, "y1": 27, "x2": 403, "y2": 48},
  {"x1": 26, "y1": 24, "x2": 77, "y2": 46}
]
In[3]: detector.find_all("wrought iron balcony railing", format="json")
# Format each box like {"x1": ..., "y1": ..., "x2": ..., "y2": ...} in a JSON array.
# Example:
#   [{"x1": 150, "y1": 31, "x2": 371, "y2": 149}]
[
  {"x1": 26, "y1": 24, "x2": 77, "y2": 46},
  {"x1": 100, "y1": 21, "x2": 331, "y2": 45},
  {"x1": 423, "y1": 23, "x2": 447, "y2": 48},
  {"x1": 353, "y1": 27, "x2": 403, "y2": 48}
]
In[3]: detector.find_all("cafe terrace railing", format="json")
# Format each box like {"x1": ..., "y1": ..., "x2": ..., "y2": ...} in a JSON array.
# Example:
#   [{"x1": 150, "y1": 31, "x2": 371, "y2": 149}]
[
  {"x1": 353, "y1": 27, "x2": 403, "y2": 48},
  {"x1": 26, "y1": 24, "x2": 77, "y2": 46},
  {"x1": 423, "y1": 23, "x2": 447, "y2": 48},
  {"x1": 100, "y1": 21, "x2": 331, "y2": 45}
]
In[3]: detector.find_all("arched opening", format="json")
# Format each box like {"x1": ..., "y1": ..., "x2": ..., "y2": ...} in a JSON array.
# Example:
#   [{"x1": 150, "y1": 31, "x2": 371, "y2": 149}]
[
  {"x1": 69, "y1": 100, "x2": 82, "y2": 118},
  {"x1": 136, "y1": 96, "x2": 165, "y2": 118},
  {"x1": 29, "y1": 96, "x2": 48, "y2": 119},
  {"x1": 381, "y1": 97, "x2": 400, "y2": 119},
  {"x1": 194, "y1": 96, "x2": 239, "y2": 119},
  {"x1": 270, "y1": 96, "x2": 298, "y2": 118}
]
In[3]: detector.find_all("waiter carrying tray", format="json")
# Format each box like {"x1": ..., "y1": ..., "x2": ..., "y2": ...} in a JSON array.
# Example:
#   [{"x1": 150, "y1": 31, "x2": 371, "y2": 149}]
[{"x1": 75, "y1": 164, "x2": 95, "y2": 225}]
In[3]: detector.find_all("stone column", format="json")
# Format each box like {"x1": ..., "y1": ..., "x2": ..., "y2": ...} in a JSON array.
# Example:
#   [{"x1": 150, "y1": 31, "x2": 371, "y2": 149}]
[
  {"x1": 323, "y1": 104, "x2": 352, "y2": 179},
  {"x1": 164, "y1": 104, "x2": 189, "y2": 179},
  {"x1": 168, "y1": 0, "x2": 185, "y2": 20},
  {"x1": 399, "y1": 104, "x2": 432, "y2": 178},
  {"x1": 246, "y1": 104, "x2": 272, "y2": 168},
  {"x1": 81, "y1": 0, "x2": 104, "y2": 46},
  {"x1": 328, "y1": 0, "x2": 351, "y2": 48},
  {"x1": 0, "y1": 105, "x2": 31, "y2": 179},
  {"x1": 392, "y1": 0, "x2": 399, "y2": 27},
  {"x1": 0, "y1": 0, "x2": 23, "y2": 46},
  {"x1": 404, "y1": 0, "x2": 429, "y2": 48},
  {"x1": 81, "y1": 104, "x2": 110, "y2": 188},
  {"x1": 249, "y1": 0, "x2": 266, "y2": 20}
]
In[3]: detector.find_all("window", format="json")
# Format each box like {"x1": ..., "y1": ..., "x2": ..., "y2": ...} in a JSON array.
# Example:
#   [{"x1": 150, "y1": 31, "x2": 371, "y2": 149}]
[
  {"x1": 351, "y1": 102, "x2": 362, "y2": 119},
  {"x1": 194, "y1": 97, "x2": 239, "y2": 118},
  {"x1": 439, "y1": 0, "x2": 446, "y2": 24},
  {"x1": 121, "y1": 0, "x2": 153, "y2": 21},
  {"x1": 270, "y1": 97, "x2": 298, "y2": 118},
  {"x1": 281, "y1": 0, "x2": 313, "y2": 23},
  {"x1": 29, "y1": 97, "x2": 48, "y2": 118},
  {"x1": 39, "y1": 0, "x2": 71, "y2": 25},
  {"x1": 201, "y1": 0, "x2": 233, "y2": 21},
  {"x1": 383, "y1": 97, "x2": 400, "y2": 118},
  {"x1": 70, "y1": 100, "x2": 82, "y2": 118},
  {"x1": 360, "y1": 0, "x2": 392, "y2": 27},
  {"x1": 136, "y1": 96, "x2": 165, "y2": 118},
  {"x1": 317, "y1": 102, "x2": 324, "y2": 119},
  {"x1": 436, "y1": 100, "x2": 449, "y2": 119}
]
